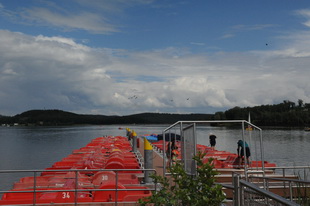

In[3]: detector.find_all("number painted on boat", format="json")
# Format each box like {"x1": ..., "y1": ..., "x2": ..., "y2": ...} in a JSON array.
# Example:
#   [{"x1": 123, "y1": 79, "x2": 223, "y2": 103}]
[
  {"x1": 62, "y1": 192, "x2": 70, "y2": 199},
  {"x1": 102, "y1": 175, "x2": 109, "y2": 181}
]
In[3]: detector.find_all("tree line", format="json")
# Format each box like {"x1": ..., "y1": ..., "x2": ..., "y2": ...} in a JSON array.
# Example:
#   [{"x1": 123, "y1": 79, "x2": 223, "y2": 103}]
[
  {"x1": 0, "y1": 110, "x2": 213, "y2": 126},
  {"x1": 214, "y1": 99, "x2": 310, "y2": 127},
  {"x1": 1, "y1": 99, "x2": 310, "y2": 127}
]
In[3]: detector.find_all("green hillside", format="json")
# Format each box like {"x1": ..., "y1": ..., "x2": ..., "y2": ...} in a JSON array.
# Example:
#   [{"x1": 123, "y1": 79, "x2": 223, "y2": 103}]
[{"x1": 1, "y1": 99, "x2": 310, "y2": 127}]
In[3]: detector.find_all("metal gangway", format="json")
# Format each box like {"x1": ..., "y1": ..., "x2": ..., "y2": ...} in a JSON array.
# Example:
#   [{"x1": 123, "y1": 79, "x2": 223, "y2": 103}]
[
  {"x1": 161, "y1": 120, "x2": 264, "y2": 177},
  {"x1": 159, "y1": 120, "x2": 309, "y2": 206}
]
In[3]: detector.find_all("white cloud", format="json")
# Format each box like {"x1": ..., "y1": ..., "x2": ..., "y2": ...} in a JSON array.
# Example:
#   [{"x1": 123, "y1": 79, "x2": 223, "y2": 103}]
[
  {"x1": 34, "y1": 35, "x2": 90, "y2": 50},
  {"x1": 220, "y1": 34, "x2": 234, "y2": 39},
  {"x1": 22, "y1": 7, "x2": 118, "y2": 34},
  {"x1": 231, "y1": 24, "x2": 276, "y2": 31},
  {"x1": 222, "y1": 24, "x2": 277, "y2": 40},
  {"x1": 190, "y1": 42, "x2": 205, "y2": 46},
  {"x1": 1, "y1": 26, "x2": 310, "y2": 116},
  {"x1": 0, "y1": 0, "x2": 155, "y2": 34},
  {"x1": 76, "y1": 0, "x2": 155, "y2": 12},
  {"x1": 296, "y1": 9, "x2": 310, "y2": 27}
]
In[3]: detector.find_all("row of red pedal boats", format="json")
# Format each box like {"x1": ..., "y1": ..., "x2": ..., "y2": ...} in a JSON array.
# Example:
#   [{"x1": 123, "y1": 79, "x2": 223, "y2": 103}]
[
  {"x1": 151, "y1": 140, "x2": 276, "y2": 169},
  {"x1": 0, "y1": 136, "x2": 151, "y2": 205},
  {"x1": 0, "y1": 135, "x2": 277, "y2": 205}
]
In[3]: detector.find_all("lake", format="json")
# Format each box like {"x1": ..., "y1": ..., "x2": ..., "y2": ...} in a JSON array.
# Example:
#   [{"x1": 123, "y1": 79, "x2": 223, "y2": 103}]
[{"x1": 0, "y1": 124, "x2": 309, "y2": 191}]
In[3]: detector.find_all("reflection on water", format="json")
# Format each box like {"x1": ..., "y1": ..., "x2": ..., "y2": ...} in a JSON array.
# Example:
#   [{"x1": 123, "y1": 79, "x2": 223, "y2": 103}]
[{"x1": 0, "y1": 124, "x2": 309, "y2": 191}]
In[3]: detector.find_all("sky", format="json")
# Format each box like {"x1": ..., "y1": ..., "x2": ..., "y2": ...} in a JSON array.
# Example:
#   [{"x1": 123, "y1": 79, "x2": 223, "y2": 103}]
[{"x1": 1, "y1": 0, "x2": 310, "y2": 116}]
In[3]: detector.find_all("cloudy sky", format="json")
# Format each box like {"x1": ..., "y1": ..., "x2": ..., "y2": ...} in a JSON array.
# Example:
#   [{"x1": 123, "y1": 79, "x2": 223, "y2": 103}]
[{"x1": 1, "y1": 0, "x2": 310, "y2": 116}]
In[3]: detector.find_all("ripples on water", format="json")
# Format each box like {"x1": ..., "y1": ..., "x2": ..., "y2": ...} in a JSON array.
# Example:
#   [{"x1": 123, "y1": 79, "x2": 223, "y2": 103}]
[{"x1": 0, "y1": 124, "x2": 309, "y2": 191}]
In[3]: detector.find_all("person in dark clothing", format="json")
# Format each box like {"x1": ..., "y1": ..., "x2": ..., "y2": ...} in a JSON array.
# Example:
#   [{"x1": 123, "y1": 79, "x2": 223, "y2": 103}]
[
  {"x1": 209, "y1": 133, "x2": 217, "y2": 150},
  {"x1": 166, "y1": 141, "x2": 175, "y2": 158},
  {"x1": 237, "y1": 140, "x2": 251, "y2": 164},
  {"x1": 166, "y1": 141, "x2": 177, "y2": 166}
]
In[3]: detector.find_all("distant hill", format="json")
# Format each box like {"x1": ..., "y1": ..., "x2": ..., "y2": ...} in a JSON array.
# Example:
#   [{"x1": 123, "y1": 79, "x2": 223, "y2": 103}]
[
  {"x1": 2, "y1": 99, "x2": 310, "y2": 127},
  {"x1": 0, "y1": 109, "x2": 213, "y2": 126}
]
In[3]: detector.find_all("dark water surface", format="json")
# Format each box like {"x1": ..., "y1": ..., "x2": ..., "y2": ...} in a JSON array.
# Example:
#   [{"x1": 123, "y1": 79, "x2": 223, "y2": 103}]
[{"x1": 0, "y1": 124, "x2": 309, "y2": 191}]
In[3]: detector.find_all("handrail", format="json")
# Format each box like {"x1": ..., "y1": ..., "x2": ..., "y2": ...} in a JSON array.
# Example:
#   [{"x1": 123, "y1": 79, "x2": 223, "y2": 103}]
[
  {"x1": 264, "y1": 166, "x2": 310, "y2": 181},
  {"x1": 0, "y1": 188, "x2": 154, "y2": 194},
  {"x1": 0, "y1": 168, "x2": 156, "y2": 173},
  {"x1": 248, "y1": 174, "x2": 310, "y2": 202},
  {"x1": 267, "y1": 166, "x2": 310, "y2": 170},
  {"x1": 162, "y1": 120, "x2": 261, "y2": 133},
  {"x1": 162, "y1": 120, "x2": 264, "y2": 177},
  {"x1": 233, "y1": 173, "x2": 300, "y2": 206},
  {"x1": 0, "y1": 168, "x2": 157, "y2": 206},
  {"x1": 239, "y1": 179, "x2": 299, "y2": 206},
  {"x1": 250, "y1": 175, "x2": 310, "y2": 184}
]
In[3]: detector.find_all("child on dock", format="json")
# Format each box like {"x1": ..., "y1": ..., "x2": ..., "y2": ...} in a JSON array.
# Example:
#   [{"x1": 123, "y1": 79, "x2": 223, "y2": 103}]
[{"x1": 209, "y1": 133, "x2": 217, "y2": 150}]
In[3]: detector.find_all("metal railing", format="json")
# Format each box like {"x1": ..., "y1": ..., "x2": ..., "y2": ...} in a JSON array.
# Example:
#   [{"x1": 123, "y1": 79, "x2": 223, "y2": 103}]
[
  {"x1": 233, "y1": 173, "x2": 300, "y2": 206},
  {"x1": 161, "y1": 120, "x2": 264, "y2": 177},
  {"x1": 266, "y1": 166, "x2": 310, "y2": 181},
  {"x1": 0, "y1": 168, "x2": 157, "y2": 206},
  {"x1": 248, "y1": 175, "x2": 310, "y2": 205}
]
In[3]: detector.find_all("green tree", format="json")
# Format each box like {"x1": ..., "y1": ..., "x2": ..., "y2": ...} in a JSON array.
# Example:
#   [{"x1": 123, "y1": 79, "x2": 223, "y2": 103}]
[
  {"x1": 214, "y1": 111, "x2": 226, "y2": 120},
  {"x1": 139, "y1": 152, "x2": 225, "y2": 206},
  {"x1": 298, "y1": 99, "x2": 304, "y2": 108}
]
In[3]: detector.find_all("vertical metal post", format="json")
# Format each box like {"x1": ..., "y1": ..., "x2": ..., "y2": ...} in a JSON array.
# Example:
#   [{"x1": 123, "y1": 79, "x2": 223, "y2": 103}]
[
  {"x1": 163, "y1": 131, "x2": 166, "y2": 175},
  {"x1": 144, "y1": 137, "x2": 153, "y2": 183},
  {"x1": 132, "y1": 130, "x2": 137, "y2": 153},
  {"x1": 233, "y1": 174, "x2": 240, "y2": 206},
  {"x1": 240, "y1": 184, "x2": 244, "y2": 206},
  {"x1": 181, "y1": 122, "x2": 186, "y2": 170},
  {"x1": 154, "y1": 172, "x2": 157, "y2": 193},
  {"x1": 180, "y1": 122, "x2": 184, "y2": 165},
  {"x1": 283, "y1": 168, "x2": 287, "y2": 193},
  {"x1": 260, "y1": 130, "x2": 265, "y2": 172},
  {"x1": 193, "y1": 123, "x2": 197, "y2": 176},
  {"x1": 115, "y1": 171, "x2": 119, "y2": 206},
  {"x1": 168, "y1": 131, "x2": 172, "y2": 168},
  {"x1": 289, "y1": 181, "x2": 293, "y2": 201},
  {"x1": 259, "y1": 129, "x2": 266, "y2": 190},
  {"x1": 33, "y1": 171, "x2": 37, "y2": 206},
  {"x1": 74, "y1": 170, "x2": 78, "y2": 206},
  {"x1": 241, "y1": 122, "x2": 248, "y2": 180}
]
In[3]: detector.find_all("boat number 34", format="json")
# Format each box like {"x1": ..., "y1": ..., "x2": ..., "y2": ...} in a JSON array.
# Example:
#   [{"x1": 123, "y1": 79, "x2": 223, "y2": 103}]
[{"x1": 62, "y1": 192, "x2": 71, "y2": 199}]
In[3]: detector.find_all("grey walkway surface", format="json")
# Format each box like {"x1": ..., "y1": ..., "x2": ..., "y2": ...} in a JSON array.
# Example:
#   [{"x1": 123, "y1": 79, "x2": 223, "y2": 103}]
[{"x1": 137, "y1": 137, "x2": 165, "y2": 177}]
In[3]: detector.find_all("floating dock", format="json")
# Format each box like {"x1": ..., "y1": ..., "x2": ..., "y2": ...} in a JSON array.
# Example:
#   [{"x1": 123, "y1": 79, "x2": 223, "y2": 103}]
[
  {"x1": 0, "y1": 136, "x2": 153, "y2": 205},
  {"x1": 1, "y1": 124, "x2": 308, "y2": 205}
]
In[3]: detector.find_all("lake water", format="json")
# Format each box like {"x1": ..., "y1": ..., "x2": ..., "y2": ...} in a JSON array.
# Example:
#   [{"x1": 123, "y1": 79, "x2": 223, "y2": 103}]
[{"x1": 0, "y1": 124, "x2": 309, "y2": 191}]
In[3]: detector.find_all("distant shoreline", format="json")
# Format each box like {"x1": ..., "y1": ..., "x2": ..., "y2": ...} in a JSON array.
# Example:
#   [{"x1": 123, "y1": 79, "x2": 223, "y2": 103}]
[{"x1": 2, "y1": 99, "x2": 310, "y2": 127}]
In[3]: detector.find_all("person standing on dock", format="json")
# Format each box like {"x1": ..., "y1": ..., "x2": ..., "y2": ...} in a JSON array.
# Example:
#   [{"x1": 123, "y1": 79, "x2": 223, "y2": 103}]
[
  {"x1": 209, "y1": 133, "x2": 217, "y2": 150},
  {"x1": 167, "y1": 140, "x2": 177, "y2": 166},
  {"x1": 171, "y1": 146, "x2": 179, "y2": 164},
  {"x1": 237, "y1": 140, "x2": 251, "y2": 164}
]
